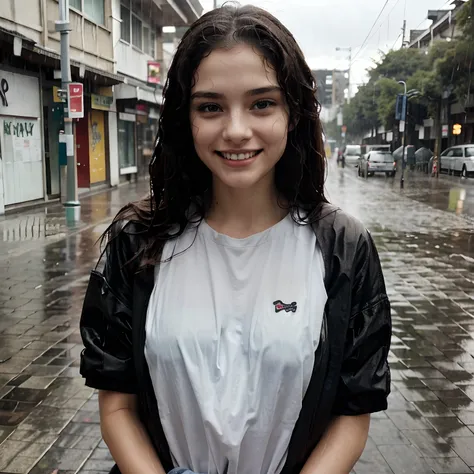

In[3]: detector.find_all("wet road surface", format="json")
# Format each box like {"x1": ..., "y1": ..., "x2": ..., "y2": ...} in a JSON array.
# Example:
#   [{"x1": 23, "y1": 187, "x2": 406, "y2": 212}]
[{"x1": 0, "y1": 164, "x2": 474, "y2": 473}]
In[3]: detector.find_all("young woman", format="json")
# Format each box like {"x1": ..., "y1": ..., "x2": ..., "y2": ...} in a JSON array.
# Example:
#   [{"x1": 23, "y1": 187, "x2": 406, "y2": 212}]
[{"x1": 80, "y1": 5, "x2": 391, "y2": 474}]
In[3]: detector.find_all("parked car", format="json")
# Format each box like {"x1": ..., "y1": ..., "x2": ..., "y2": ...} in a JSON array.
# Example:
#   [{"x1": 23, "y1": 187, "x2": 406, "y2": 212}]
[
  {"x1": 340, "y1": 145, "x2": 362, "y2": 167},
  {"x1": 358, "y1": 151, "x2": 397, "y2": 178},
  {"x1": 439, "y1": 145, "x2": 474, "y2": 178}
]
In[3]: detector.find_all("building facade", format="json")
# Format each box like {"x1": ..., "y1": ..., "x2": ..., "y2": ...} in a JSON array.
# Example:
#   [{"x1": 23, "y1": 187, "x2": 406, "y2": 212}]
[
  {"x1": 112, "y1": 0, "x2": 202, "y2": 181},
  {"x1": 0, "y1": 0, "x2": 203, "y2": 214},
  {"x1": 408, "y1": 0, "x2": 472, "y2": 150}
]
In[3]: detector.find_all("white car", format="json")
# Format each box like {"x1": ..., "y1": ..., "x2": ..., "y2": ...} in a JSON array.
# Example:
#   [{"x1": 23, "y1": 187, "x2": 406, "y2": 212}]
[
  {"x1": 439, "y1": 145, "x2": 474, "y2": 178},
  {"x1": 342, "y1": 145, "x2": 362, "y2": 166}
]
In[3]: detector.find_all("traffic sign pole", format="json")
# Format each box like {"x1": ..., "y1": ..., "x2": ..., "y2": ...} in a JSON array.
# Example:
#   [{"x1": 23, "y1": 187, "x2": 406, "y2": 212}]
[{"x1": 56, "y1": 0, "x2": 80, "y2": 209}]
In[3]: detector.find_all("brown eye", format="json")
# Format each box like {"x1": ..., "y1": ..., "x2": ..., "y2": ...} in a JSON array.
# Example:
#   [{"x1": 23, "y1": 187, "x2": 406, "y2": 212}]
[
  {"x1": 198, "y1": 104, "x2": 221, "y2": 113},
  {"x1": 253, "y1": 100, "x2": 276, "y2": 110}
]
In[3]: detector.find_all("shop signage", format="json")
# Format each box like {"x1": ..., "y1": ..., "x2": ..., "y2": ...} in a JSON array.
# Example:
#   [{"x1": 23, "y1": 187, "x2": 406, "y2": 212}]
[
  {"x1": 91, "y1": 94, "x2": 113, "y2": 111},
  {"x1": 147, "y1": 61, "x2": 161, "y2": 84},
  {"x1": 0, "y1": 78, "x2": 9, "y2": 107},
  {"x1": 68, "y1": 83, "x2": 84, "y2": 119}
]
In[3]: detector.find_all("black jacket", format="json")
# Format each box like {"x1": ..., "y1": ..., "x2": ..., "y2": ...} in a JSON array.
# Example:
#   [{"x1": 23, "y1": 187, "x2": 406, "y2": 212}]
[{"x1": 80, "y1": 203, "x2": 391, "y2": 474}]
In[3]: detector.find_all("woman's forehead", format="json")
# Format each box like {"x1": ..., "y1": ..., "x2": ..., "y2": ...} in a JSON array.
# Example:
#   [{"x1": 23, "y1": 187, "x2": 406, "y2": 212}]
[{"x1": 192, "y1": 44, "x2": 278, "y2": 93}]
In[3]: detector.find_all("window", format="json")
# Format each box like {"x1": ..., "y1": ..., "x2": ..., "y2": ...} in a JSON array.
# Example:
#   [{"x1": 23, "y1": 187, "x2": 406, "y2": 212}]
[
  {"x1": 371, "y1": 152, "x2": 394, "y2": 162},
  {"x1": 452, "y1": 148, "x2": 463, "y2": 157},
  {"x1": 150, "y1": 31, "x2": 156, "y2": 58},
  {"x1": 132, "y1": 0, "x2": 142, "y2": 16},
  {"x1": 84, "y1": 0, "x2": 105, "y2": 25},
  {"x1": 466, "y1": 147, "x2": 474, "y2": 157},
  {"x1": 441, "y1": 148, "x2": 453, "y2": 157},
  {"x1": 132, "y1": 15, "x2": 143, "y2": 50},
  {"x1": 121, "y1": 5, "x2": 131, "y2": 42},
  {"x1": 143, "y1": 26, "x2": 150, "y2": 55},
  {"x1": 118, "y1": 118, "x2": 136, "y2": 171},
  {"x1": 70, "y1": 0, "x2": 81, "y2": 10}
]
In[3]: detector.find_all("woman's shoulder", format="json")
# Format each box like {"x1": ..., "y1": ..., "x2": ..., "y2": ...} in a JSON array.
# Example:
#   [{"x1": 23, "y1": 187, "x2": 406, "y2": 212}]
[
  {"x1": 104, "y1": 202, "x2": 152, "y2": 261},
  {"x1": 312, "y1": 202, "x2": 368, "y2": 243}
]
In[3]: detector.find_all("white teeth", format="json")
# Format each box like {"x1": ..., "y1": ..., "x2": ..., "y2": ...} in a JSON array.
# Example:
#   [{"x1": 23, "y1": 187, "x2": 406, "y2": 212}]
[{"x1": 221, "y1": 151, "x2": 260, "y2": 161}]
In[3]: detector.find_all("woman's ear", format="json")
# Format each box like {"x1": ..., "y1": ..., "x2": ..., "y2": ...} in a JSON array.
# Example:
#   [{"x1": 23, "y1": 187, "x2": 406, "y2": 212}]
[{"x1": 289, "y1": 117, "x2": 299, "y2": 132}]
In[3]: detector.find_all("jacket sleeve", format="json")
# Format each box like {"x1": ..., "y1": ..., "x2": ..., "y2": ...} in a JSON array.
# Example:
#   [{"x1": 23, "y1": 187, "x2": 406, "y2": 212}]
[
  {"x1": 80, "y1": 221, "x2": 138, "y2": 394},
  {"x1": 332, "y1": 229, "x2": 391, "y2": 416}
]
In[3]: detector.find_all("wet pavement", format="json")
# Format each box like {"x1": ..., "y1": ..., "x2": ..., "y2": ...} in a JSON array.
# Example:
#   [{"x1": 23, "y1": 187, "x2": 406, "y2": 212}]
[{"x1": 0, "y1": 164, "x2": 474, "y2": 473}]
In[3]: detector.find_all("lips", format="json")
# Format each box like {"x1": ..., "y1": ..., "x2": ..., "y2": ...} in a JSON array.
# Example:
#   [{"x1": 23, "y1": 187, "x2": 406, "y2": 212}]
[{"x1": 217, "y1": 150, "x2": 263, "y2": 161}]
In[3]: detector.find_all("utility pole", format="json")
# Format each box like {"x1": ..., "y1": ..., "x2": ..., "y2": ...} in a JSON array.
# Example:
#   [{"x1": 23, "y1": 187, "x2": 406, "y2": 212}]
[
  {"x1": 398, "y1": 80, "x2": 407, "y2": 189},
  {"x1": 336, "y1": 47, "x2": 352, "y2": 104},
  {"x1": 56, "y1": 0, "x2": 80, "y2": 210},
  {"x1": 214, "y1": 0, "x2": 218, "y2": 8},
  {"x1": 401, "y1": 20, "x2": 407, "y2": 48}
]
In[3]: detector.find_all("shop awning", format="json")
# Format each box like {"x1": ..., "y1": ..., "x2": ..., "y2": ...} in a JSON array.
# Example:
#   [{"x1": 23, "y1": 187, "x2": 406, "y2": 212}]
[{"x1": 115, "y1": 83, "x2": 163, "y2": 106}]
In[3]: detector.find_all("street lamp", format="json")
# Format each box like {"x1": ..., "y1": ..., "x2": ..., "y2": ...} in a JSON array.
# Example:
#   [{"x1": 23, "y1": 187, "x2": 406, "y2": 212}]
[
  {"x1": 398, "y1": 80, "x2": 407, "y2": 189},
  {"x1": 336, "y1": 47, "x2": 352, "y2": 104}
]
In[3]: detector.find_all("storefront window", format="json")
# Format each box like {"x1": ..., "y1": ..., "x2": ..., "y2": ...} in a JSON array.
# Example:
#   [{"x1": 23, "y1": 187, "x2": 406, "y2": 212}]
[{"x1": 118, "y1": 117, "x2": 136, "y2": 173}]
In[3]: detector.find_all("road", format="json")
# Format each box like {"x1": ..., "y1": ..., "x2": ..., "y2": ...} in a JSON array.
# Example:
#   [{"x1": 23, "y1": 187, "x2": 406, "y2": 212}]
[{"x1": 0, "y1": 162, "x2": 474, "y2": 474}]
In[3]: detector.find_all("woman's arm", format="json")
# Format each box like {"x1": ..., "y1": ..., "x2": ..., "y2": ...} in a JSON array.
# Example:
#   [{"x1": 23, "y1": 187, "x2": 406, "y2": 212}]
[
  {"x1": 300, "y1": 415, "x2": 370, "y2": 474},
  {"x1": 99, "y1": 390, "x2": 166, "y2": 474}
]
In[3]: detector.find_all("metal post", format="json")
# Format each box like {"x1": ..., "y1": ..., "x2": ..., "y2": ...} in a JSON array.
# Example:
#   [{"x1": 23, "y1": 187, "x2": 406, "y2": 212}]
[
  {"x1": 347, "y1": 47, "x2": 352, "y2": 105},
  {"x1": 57, "y1": 0, "x2": 80, "y2": 208},
  {"x1": 398, "y1": 80, "x2": 407, "y2": 189}
]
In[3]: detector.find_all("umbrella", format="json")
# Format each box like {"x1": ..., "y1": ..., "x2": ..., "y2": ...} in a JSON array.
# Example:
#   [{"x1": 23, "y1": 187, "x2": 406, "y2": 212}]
[
  {"x1": 393, "y1": 146, "x2": 404, "y2": 161},
  {"x1": 415, "y1": 147, "x2": 433, "y2": 164},
  {"x1": 393, "y1": 145, "x2": 416, "y2": 162}
]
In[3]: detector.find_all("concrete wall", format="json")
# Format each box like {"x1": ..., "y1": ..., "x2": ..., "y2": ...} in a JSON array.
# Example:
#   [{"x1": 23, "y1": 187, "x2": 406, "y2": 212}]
[
  {"x1": 0, "y1": 0, "x2": 43, "y2": 44},
  {"x1": 45, "y1": 0, "x2": 115, "y2": 73}
]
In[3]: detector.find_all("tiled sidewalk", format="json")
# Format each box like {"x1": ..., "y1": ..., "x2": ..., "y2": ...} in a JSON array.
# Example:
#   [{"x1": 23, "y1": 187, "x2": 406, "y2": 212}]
[{"x1": 1, "y1": 171, "x2": 474, "y2": 473}]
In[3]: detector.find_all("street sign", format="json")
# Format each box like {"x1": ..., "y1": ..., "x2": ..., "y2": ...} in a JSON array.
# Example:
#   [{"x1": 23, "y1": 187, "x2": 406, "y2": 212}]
[
  {"x1": 395, "y1": 94, "x2": 407, "y2": 122},
  {"x1": 67, "y1": 83, "x2": 84, "y2": 119},
  {"x1": 442, "y1": 124, "x2": 449, "y2": 138}
]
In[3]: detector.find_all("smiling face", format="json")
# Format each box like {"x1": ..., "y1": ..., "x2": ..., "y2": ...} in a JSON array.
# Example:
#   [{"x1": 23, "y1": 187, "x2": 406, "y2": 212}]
[{"x1": 189, "y1": 43, "x2": 290, "y2": 192}]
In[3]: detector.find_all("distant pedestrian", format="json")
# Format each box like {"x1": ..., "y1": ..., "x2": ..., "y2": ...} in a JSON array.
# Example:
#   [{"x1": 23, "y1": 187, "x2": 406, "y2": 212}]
[{"x1": 80, "y1": 5, "x2": 391, "y2": 474}]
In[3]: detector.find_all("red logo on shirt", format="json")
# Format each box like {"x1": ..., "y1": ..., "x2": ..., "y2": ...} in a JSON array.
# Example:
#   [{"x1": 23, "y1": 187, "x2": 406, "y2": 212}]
[{"x1": 273, "y1": 300, "x2": 297, "y2": 313}]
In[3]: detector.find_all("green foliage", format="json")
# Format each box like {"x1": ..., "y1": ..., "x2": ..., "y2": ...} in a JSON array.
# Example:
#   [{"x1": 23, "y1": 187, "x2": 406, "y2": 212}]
[{"x1": 341, "y1": 2, "x2": 474, "y2": 136}]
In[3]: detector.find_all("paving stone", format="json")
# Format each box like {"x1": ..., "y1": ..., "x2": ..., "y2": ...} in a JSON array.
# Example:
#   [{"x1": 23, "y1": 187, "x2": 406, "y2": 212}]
[{"x1": 378, "y1": 444, "x2": 433, "y2": 474}]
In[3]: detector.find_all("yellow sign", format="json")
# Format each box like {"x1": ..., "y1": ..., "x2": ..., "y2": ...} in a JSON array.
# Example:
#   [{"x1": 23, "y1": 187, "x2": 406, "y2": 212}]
[
  {"x1": 53, "y1": 86, "x2": 63, "y2": 103},
  {"x1": 453, "y1": 123, "x2": 462, "y2": 135},
  {"x1": 89, "y1": 109, "x2": 107, "y2": 184}
]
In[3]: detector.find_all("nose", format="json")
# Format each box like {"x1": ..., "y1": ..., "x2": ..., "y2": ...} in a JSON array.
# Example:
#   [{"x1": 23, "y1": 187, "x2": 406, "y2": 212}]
[{"x1": 222, "y1": 111, "x2": 252, "y2": 143}]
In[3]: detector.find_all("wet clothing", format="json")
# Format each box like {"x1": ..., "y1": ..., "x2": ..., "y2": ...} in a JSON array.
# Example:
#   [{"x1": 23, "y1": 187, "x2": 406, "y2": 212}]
[
  {"x1": 80, "y1": 203, "x2": 392, "y2": 474},
  {"x1": 144, "y1": 214, "x2": 327, "y2": 474}
]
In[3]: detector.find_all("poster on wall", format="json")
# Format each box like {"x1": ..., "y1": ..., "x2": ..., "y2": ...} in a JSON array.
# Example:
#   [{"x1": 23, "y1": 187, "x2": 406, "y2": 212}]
[
  {"x1": 147, "y1": 61, "x2": 161, "y2": 84},
  {"x1": 1, "y1": 117, "x2": 44, "y2": 205}
]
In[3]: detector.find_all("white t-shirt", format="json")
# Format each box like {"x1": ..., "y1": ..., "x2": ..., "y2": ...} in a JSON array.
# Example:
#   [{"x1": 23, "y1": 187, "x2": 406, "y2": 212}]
[{"x1": 145, "y1": 213, "x2": 327, "y2": 474}]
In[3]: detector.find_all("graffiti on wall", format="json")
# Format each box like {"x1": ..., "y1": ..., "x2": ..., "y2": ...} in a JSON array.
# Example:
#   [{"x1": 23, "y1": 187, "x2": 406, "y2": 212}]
[
  {"x1": 4, "y1": 120, "x2": 35, "y2": 138},
  {"x1": 90, "y1": 121, "x2": 102, "y2": 152}
]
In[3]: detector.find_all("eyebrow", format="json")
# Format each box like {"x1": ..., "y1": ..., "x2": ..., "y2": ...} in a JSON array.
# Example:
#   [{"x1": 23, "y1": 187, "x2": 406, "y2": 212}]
[{"x1": 190, "y1": 86, "x2": 281, "y2": 101}]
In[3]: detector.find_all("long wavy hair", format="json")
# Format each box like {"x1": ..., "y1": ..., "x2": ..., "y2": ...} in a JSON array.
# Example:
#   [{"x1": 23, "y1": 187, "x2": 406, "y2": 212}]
[{"x1": 114, "y1": 3, "x2": 328, "y2": 264}]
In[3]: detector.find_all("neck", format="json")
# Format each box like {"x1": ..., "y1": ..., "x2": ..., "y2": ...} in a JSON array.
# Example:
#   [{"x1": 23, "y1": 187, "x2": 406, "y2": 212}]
[{"x1": 206, "y1": 174, "x2": 287, "y2": 238}]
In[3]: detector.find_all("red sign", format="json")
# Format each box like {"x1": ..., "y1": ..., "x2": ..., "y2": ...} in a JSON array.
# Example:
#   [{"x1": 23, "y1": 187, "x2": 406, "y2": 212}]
[
  {"x1": 68, "y1": 83, "x2": 84, "y2": 119},
  {"x1": 147, "y1": 61, "x2": 161, "y2": 84}
]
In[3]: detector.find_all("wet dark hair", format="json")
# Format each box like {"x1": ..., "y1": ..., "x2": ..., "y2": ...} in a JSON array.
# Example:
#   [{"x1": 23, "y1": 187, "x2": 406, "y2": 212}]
[{"x1": 114, "y1": 3, "x2": 327, "y2": 264}]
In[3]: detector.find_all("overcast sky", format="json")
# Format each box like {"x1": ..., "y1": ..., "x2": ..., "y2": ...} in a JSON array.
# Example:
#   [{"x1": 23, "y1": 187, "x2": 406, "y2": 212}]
[{"x1": 199, "y1": 0, "x2": 454, "y2": 90}]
